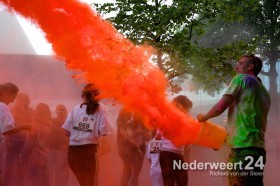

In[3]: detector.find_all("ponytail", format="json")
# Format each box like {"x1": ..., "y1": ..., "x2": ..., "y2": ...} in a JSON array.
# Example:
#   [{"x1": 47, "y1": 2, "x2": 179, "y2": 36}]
[{"x1": 80, "y1": 89, "x2": 99, "y2": 115}]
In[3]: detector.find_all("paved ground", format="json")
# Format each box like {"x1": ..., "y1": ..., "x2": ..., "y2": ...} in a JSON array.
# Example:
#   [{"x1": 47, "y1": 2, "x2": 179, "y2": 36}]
[{"x1": 67, "y1": 140, "x2": 280, "y2": 186}]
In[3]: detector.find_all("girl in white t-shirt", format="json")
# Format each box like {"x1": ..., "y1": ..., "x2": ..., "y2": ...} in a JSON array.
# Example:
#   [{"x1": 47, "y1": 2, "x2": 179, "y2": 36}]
[
  {"x1": 62, "y1": 84, "x2": 111, "y2": 186},
  {"x1": 147, "y1": 132, "x2": 164, "y2": 186},
  {"x1": 158, "y1": 95, "x2": 192, "y2": 186}
]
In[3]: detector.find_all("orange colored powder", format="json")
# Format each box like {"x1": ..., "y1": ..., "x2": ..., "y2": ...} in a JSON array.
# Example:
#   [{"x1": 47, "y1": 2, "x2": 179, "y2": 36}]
[{"x1": 1, "y1": 0, "x2": 201, "y2": 145}]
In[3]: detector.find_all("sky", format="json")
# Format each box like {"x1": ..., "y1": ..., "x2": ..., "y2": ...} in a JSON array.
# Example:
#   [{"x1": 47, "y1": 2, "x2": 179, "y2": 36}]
[{"x1": 15, "y1": 0, "x2": 114, "y2": 55}]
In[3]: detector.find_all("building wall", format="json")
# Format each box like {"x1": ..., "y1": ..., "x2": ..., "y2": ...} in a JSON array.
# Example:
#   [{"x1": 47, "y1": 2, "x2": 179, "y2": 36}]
[{"x1": 0, "y1": 54, "x2": 82, "y2": 110}]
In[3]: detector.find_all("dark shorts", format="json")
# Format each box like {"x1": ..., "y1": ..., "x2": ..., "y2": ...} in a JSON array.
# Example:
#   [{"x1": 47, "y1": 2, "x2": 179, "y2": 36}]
[
  {"x1": 68, "y1": 144, "x2": 98, "y2": 186},
  {"x1": 159, "y1": 151, "x2": 188, "y2": 186},
  {"x1": 228, "y1": 147, "x2": 266, "y2": 186}
]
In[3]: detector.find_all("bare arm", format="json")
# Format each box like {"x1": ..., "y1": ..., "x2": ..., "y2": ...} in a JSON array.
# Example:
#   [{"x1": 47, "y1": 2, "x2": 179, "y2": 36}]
[
  {"x1": 198, "y1": 95, "x2": 234, "y2": 122},
  {"x1": 3, "y1": 124, "x2": 31, "y2": 135}
]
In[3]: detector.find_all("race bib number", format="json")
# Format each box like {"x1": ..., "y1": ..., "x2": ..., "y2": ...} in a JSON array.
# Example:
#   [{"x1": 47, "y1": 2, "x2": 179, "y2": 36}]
[
  {"x1": 150, "y1": 140, "x2": 162, "y2": 154},
  {"x1": 73, "y1": 116, "x2": 95, "y2": 132}
]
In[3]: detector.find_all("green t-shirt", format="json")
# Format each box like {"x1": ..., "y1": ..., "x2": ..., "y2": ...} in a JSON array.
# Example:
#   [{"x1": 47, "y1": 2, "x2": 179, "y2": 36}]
[{"x1": 225, "y1": 74, "x2": 270, "y2": 148}]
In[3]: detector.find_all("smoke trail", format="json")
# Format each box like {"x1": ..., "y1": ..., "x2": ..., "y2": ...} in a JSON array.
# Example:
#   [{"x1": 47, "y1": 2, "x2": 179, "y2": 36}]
[{"x1": 0, "y1": 0, "x2": 201, "y2": 145}]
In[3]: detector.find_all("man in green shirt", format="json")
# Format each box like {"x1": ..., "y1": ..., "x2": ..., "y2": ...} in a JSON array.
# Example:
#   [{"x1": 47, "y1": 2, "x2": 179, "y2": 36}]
[{"x1": 198, "y1": 55, "x2": 271, "y2": 186}]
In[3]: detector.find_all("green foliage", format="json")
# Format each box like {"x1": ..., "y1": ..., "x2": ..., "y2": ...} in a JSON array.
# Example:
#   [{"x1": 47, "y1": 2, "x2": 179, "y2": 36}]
[
  {"x1": 93, "y1": 0, "x2": 257, "y2": 94},
  {"x1": 200, "y1": 0, "x2": 280, "y2": 92},
  {"x1": 189, "y1": 41, "x2": 256, "y2": 94}
]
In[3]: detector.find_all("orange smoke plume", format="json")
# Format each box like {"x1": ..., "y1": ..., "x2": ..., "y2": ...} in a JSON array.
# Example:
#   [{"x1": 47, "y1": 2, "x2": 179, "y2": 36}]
[{"x1": 0, "y1": 0, "x2": 201, "y2": 145}]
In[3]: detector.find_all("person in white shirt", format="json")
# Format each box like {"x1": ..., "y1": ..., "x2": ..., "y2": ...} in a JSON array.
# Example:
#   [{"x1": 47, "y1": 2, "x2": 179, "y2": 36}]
[
  {"x1": 158, "y1": 95, "x2": 192, "y2": 186},
  {"x1": 0, "y1": 82, "x2": 31, "y2": 134},
  {"x1": 0, "y1": 82, "x2": 31, "y2": 185},
  {"x1": 62, "y1": 84, "x2": 111, "y2": 186},
  {"x1": 4, "y1": 93, "x2": 34, "y2": 186},
  {"x1": 147, "y1": 131, "x2": 164, "y2": 186}
]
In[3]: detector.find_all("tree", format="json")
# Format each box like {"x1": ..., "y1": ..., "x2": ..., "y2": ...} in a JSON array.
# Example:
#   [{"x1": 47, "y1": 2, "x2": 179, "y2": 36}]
[
  {"x1": 199, "y1": 0, "x2": 280, "y2": 122},
  {"x1": 247, "y1": 0, "x2": 280, "y2": 122},
  {"x1": 93, "y1": 0, "x2": 255, "y2": 93}
]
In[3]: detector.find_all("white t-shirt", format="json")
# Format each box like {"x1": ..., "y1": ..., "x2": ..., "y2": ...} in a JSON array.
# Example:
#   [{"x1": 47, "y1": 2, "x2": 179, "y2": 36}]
[
  {"x1": 147, "y1": 138, "x2": 164, "y2": 186},
  {"x1": 62, "y1": 103, "x2": 111, "y2": 146},
  {"x1": 0, "y1": 102, "x2": 16, "y2": 133},
  {"x1": 147, "y1": 139, "x2": 162, "y2": 170},
  {"x1": 157, "y1": 130, "x2": 185, "y2": 155}
]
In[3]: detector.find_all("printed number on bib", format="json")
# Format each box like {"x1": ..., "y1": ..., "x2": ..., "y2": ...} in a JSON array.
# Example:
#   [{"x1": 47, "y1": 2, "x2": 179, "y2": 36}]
[
  {"x1": 150, "y1": 140, "x2": 161, "y2": 154},
  {"x1": 73, "y1": 116, "x2": 95, "y2": 132}
]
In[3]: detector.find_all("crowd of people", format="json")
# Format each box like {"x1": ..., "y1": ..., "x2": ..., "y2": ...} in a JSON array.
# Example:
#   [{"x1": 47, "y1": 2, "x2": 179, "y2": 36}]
[
  {"x1": 0, "y1": 83, "x2": 71, "y2": 186},
  {"x1": 0, "y1": 54, "x2": 271, "y2": 186}
]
